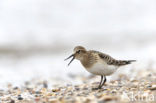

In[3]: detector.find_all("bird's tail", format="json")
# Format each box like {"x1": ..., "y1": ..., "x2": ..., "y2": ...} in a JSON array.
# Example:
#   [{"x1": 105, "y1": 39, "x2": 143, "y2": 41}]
[{"x1": 117, "y1": 60, "x2": 136, "y2": 66}]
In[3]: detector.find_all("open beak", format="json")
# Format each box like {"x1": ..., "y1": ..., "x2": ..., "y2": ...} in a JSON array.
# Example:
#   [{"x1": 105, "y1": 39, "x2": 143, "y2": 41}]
[{"x1": 64, "y1": 54, "x2": 75, "y2": 66}]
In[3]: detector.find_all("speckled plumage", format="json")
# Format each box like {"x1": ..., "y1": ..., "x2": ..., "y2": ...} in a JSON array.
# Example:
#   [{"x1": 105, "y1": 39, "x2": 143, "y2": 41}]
[
  {"x1": 78, "y1": 50, "x2": 135, "y2": 69},
  {"x1": 65, "y1": 46, "x2": 136, "y2": 89}
]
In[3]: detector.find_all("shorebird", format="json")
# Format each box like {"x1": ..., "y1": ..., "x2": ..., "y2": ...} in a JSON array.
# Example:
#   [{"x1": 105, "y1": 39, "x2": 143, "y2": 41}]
[{"x1": 65, "y1": 46, "x2": 136, "y2": 89}]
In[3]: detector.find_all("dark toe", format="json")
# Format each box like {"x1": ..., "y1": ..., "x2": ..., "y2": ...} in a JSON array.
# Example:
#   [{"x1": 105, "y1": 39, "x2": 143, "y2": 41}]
[{"x1": 92, "y1": 88, "x2": 99, "y2": 90}]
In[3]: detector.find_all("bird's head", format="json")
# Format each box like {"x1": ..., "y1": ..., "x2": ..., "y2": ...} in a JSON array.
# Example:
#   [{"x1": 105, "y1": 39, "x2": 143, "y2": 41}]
[{"x1": 65, "y1": 46, "x2": 87, "y2": 66}]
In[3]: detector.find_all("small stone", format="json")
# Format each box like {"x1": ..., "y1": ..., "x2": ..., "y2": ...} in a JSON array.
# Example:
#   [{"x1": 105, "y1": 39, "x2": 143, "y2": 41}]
[
  {"x1": 41, "y1": 88, "x2": 47, "y2": 94},
  {"x1": 130, "y1": 79, "x2": 138, "y2": 82},
  {"x1": 43, "y1": 81, "x2": 48, "y2": 88},
  {"x1": 75, "y1": 87, "x2": 80, "y2": 91},
  {"x1": 52, "y1": 88, "x2": 60, "y2": 92},
  {"x1": 35, "y1": 97, "x2": 40, "y2": 102},
  {"x1": 149, "y1": 85, "x2": 156, "y2": 90},
  {"x1": 10, "y1": 100, "x2": 15, "y2": 103},
  {"x1": 148, "y1": 73, "x2": 152, "y2": 77},
  {"x1": 25, "y1": 81, "x2": 30, "y2": 86},
  {"x1": 13, "y1": 86, "x2": 19, "y2": 90},
  {"x1": 82, "y1": 87, "x2": 88, "y2": 90},
  {"x1": 18, "y1": 96, "x2": 23, "y2": 100},
  {"x1": 85, "y1": 98, "x2": 92, "y2": 103},
  {"x1": 35, "y1": 91, "x2": 41, "y2": 94},
  {"x1": 7, "y1": 83, "x2": 12, "y2": 88},
  {"x1": 17, "y1": 95, "x2": 23, "y2": 100},
  {"x1": 49, "y1": 99, "x2": 58, "y2": 103},
  {"x1": 95, "y1": 93, "x2": 103, "y2": 98},
  {"x1": 111, "y1": 90, "x2": 117, "y2": 93},
  {"x1": 99, "y1": 96, "x2": 117, "y2": 102}
]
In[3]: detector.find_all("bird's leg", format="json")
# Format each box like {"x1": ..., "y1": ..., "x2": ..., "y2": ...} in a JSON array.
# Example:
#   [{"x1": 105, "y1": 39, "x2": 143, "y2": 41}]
[
  {"x1": 92, "y1": 75, "x2": 103, "y2": 90},
  {"x1": 98, "y1": 75, "x2": 103, "y2": 89},
  {"x1": 100, "y1": 76, "x2": 106, "y2": 88}
]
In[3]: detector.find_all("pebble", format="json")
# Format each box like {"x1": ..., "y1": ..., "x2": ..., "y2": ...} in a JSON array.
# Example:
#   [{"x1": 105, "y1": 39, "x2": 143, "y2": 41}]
[
  {"x1": 10, "y1": 100, "x2": 15, "y2": 103},
  {"x1": 52, "y1": 88, "x2": 60, "y2": 92},
  {"x1": 75, "y1": 87, "x2": 80, "y2": 91},
  {"x1": 35, "y1": 97, "x2": 40, "y2": 102},
  {"x1": 149, "y1": 85, "x2": 156, "y2": 90},
  {"x1": 17, "y1": 96, "x2": 23, "y2": 100},
  {"x1": 49, "y1": 99, "x2": 58, "y2": 103},
  {"x1": 101, "y1": 95, "x2": 117, "y2": 102},
  {"x1": 13, "y1": 86, "x2": 19, "y2": 90},
  {"x1": 43, "y1": 81, "x2": 48, "y2": 88},
  {"x1": 35, "y1": 91, "x2": 42, "y2": 94}
]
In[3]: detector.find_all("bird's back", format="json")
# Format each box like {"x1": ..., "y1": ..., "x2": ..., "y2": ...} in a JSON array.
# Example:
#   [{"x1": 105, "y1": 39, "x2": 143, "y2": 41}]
[{"x1": 89, "y1": 50, "x2": 136, "y2": 66}]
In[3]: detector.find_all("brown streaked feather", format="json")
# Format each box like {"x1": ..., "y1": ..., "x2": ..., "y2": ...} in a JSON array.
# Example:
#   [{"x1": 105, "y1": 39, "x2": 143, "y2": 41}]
[
  {"x1": 89, "y1": 50, "x2": 115, "y2": 64},
  {"x1": 90, "y1": 50, "x2": 136, "y2": 66},
  {"x1": 114, "y1": 60, "x2": 136, "y2": 66},
  {"x1": 80, "y1": 51, "x2": 99, "y2": 68}
]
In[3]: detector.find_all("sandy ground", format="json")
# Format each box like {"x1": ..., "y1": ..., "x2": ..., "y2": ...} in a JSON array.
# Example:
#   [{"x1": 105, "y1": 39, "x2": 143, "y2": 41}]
[{"x1": 0, "y1": 68, "x2": 155, "y2": 103}]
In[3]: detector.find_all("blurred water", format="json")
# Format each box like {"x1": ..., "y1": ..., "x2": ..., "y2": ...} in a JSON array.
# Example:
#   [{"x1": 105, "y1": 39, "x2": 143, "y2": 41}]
[{"x1": 0, "y1": 0, "x2": 156, "y2": 45}]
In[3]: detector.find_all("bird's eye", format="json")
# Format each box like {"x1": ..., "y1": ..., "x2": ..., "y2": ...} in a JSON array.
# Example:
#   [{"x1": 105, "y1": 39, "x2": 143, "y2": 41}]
[{"x1": 77, "y1": 50, "x2": 81, "y2": 54}]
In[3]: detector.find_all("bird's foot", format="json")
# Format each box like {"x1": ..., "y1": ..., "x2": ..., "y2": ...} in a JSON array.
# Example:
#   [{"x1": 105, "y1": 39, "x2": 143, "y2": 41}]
[
  {"x1": 92, "y1": 87, "x2": 99, "y2": 90},
  {"x1": 92, "y1": 86, "x2": 102, "y2": 90},
  {"x1": 98, "y1": 86, "x2": 102, "y2": 89}
]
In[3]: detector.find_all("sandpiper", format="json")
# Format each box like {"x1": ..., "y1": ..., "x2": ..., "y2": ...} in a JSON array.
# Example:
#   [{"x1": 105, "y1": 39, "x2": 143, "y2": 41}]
[{"x1": 65, "y1": 46, "x2": 136, "y2": 89}]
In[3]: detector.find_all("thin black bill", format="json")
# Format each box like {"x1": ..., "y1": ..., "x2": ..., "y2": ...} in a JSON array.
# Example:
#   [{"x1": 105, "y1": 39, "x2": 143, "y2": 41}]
[{"x1": 65, "y1": 54, "x2": 75, "y2": 66}]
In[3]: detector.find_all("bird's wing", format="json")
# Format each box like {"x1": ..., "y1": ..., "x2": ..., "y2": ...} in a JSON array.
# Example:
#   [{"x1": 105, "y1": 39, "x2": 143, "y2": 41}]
[{"x1": 90, "y1": 50, "x2": 136, "y2": 66}]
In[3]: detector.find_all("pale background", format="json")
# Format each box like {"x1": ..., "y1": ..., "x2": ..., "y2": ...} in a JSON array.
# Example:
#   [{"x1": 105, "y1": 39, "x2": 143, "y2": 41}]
[{"x1": 0, "y1": 0, "x2": 156, "y2": 88}]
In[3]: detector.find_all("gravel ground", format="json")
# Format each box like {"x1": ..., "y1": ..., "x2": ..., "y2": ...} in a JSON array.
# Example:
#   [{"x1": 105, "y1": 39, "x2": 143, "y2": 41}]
[{"x1": 0, "y1": 69, "x2": 156, "y2": 103}]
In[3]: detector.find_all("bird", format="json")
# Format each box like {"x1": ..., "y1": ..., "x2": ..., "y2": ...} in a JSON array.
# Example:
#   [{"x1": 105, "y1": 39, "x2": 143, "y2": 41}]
[{"x1": 65, "y1": 46, "x2": 136, "y2": 89}]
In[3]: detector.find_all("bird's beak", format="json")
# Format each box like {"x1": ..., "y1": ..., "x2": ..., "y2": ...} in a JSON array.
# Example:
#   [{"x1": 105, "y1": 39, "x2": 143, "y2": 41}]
[{"x1": 64, "y1": 54, "x2": 75, "y2": 66}]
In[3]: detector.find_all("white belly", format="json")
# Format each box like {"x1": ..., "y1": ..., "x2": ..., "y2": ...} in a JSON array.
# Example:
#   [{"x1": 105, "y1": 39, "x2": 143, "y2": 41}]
[{"x1": 86, "y1": 62, "x2": 118, "y2": 76}]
